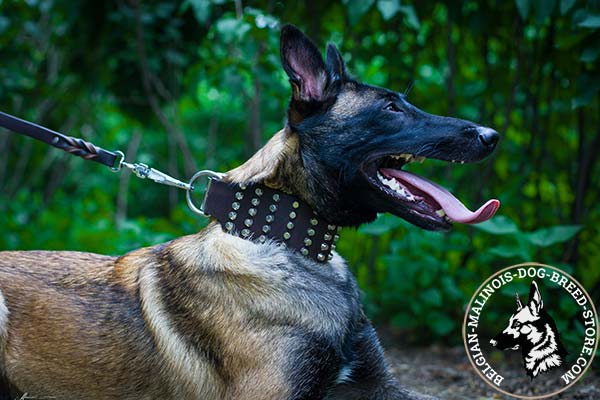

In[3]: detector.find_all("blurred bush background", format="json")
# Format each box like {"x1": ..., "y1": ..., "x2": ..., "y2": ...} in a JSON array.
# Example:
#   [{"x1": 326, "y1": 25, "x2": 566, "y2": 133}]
[{"x1": 0, "y1": 0, "x2": 599, "y2": 347}]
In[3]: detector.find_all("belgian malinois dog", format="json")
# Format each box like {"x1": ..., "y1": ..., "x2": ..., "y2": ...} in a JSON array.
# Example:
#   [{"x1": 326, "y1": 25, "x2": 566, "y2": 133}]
[
  {"x1": 0, "y1": 25, "x2": 499, "y2": 399},
  {"x1": 490, "y1": 281, "x2": 567, "y2": 379}
]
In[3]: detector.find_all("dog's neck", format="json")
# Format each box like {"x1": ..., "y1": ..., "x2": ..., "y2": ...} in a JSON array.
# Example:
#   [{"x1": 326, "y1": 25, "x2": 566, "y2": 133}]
[
  {"x1": 226, "y1": 126, "x2": 378, "y2": 228},
  {"x1": 210, "y1": 128, "x2": 339, "y2": 263},
  {"x1": 226, "y1": 127, "x2": 307, "y2": 195},
  {"x1": 203, "y1": 179, "x2": 340, "y2": 262}
]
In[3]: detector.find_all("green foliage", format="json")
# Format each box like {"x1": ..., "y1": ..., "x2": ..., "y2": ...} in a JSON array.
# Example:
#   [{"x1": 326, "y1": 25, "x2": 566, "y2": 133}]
[
  {"x1": 1, "y1": 0, "x2": 599, "y2": 347},
  {"x1": 474, "y1": 216, "x2": 581, "y2": 260}
]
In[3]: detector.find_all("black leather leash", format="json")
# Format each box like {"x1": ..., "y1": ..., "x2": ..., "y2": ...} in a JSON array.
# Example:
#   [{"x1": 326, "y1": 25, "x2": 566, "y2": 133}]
[
  {"x1": 0, "y1": 111, "x2": 119, "y2": 168},
  {"x1": 0, "y1": 110, "x2": 192, "y2": 190},
  {"x1": 0, "y1": 111, "x2": 340, "y2": 263}
]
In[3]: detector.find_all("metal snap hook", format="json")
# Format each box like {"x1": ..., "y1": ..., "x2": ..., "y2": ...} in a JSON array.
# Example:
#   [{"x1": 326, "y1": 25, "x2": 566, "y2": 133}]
[{"x1": 111, "y1": 150, "x2": 126, "y2": 172}]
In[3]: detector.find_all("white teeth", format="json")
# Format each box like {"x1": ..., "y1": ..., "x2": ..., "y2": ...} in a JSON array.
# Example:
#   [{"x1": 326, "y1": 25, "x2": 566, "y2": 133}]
[
  {"x1": 377, "y1": 172, "x2": 414, "y2": 200},
  {"x1": 389, "y1": 154, "x2": 422, "y2": 163},
  {"x1": 436, "y1": 209, "x2": 446, "y2": 217}
]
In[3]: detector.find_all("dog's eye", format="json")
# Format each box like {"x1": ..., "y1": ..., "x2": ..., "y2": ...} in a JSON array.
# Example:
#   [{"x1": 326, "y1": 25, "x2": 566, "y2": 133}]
[
  {"x1": 384, "y1": 103, "x2": 402, "y2": 113},
  {"x1": 513, "y1": 321, "x2": 521, "y2": 329}
]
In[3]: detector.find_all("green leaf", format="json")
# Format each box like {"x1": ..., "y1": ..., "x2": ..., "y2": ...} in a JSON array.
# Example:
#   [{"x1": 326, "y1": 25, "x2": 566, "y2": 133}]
[
  {"x1": 560, "y1": 0, "x2": 576, "y2": 15},
  {"x1": 342, "y1": 0, "x2": 375, "y2": 25},
  {"x1": 430, "y1": 312, "x2": 455, "y2": 336},
  {"x1": 421, "y1": 288, "x2": 442, "y2": 306},
  {"x1": 581, "y1": 46, "x2": 600, "y2": 62},
  {"x1": 578, "y1": 13, "x2": 600, "y2": 28},
  {"x1": 186, "y1": 0, "x2": 210, "y2": 24},
  {"x1": 391, "y1": 313, "x2": 415, "y2": 329},
  {"x1": 358, "y1": 213, "x2": 403, "y2": 235},
  {"x1": 555, "y1": 31, "x2": 587, "y2": 49},
  {"x1": 473, "y1": 216, "x2": 520, "y2": 235},
  {"x1": 216, "y1": 18, "x2": 251, "y2": 42},
  {"x1": 534, "y1": 0, "x2": 555, "y2": 24},
  {"x1": 400, "y1": 5, "x2": 420, "y2": 30},
  {"x1": 525, "y1": 225, "x2": 582, "y2": 247},
  {"x1": 572, "y1": 74, "x2": 600, "y2": 108},
  {"x1": 518, "y1": 239, "x2": 534, "y2": 260},
  {"x1": 516, "y1": 0, "x2": 530, "y2": 20},
  {"x1": 488, "y1": 233, "x2": 532, "y2": 261},
  {"x1": 0, "y1": 16, "x2": 9, "y2": 34},
  {"x1": 377, "y1": 0, "x2": 401, "y2": 20},
  {"x1": 488, "y1": 244, "x2": 525, "y2": 259}
]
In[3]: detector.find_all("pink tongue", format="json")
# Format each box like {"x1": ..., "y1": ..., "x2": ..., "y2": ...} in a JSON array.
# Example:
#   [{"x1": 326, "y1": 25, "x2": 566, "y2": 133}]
[{"x1": 381, "y1": 168, "x2": 500, "y2": 224}]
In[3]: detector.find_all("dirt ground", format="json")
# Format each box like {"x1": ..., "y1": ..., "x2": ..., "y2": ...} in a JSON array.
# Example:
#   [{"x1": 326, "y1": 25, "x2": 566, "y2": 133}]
[{"x1": 384, "y1": 342, "x2": 600, "y2": 400}]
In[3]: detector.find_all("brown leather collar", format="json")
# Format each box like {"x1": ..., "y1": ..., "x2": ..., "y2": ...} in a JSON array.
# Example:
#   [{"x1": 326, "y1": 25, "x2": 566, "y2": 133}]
[{"x1": 202, "y1": 179, "x2": 340, "y2": 263}]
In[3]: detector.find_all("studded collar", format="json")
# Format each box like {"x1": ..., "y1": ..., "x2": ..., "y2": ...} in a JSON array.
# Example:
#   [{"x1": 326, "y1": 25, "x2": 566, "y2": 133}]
[{"x1": 202, "y1": 179, "x2": 340, "y2": 263}]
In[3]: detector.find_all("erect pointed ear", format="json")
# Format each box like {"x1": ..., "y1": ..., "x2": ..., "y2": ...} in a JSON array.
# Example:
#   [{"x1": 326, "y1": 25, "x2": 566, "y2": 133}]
[
  {"x1": 326, "y1": 43, "x2": 346, "y2": 82},
  {"x1": 280, "y1": 24, "x2": 328, "y2": 102},
  {"x1": 527, "y1": 281, "x2": 543, "y2": 316},
  {"x1": 515, "y1": 293, "x2": 523, "y2": 311}
]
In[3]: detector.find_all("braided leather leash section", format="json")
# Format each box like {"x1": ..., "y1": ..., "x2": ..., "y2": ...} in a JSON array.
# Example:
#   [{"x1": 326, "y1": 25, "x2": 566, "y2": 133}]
[
  {"x1": 61, "y1": 135, "x2": 102, "y2": 160},
  {"x1": 0, "y1": 111, "x2": 118, "y2": 168}
]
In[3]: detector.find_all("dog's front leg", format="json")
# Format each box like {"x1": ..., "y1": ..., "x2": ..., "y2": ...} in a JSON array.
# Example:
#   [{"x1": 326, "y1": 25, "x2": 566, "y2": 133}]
[{"x1": 327, "y1": 324, "x2": 437, "y2": 400}]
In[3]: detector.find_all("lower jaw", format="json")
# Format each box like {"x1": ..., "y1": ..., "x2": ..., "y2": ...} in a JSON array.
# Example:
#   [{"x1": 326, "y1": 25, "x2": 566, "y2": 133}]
[
  {"x1": 368, "y1": 183, "x2": 451, "y2": 229},
  {"x1": 403, "y1": 211, "x2": 452, "y2": 230}
]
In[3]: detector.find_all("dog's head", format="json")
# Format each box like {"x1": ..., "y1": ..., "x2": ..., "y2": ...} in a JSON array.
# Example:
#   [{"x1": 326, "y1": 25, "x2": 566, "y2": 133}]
[
  {"x1": 279, "y1": 25, "x2": 500, "y2": 229},
  {"x1": 489, "y1": 281, "x2": 544, "y2": 351}
]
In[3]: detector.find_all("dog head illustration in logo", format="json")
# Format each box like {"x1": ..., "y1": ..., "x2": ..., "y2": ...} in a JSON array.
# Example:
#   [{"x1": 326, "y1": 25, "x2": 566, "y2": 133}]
[{"x1": 489, "y1": 281, "x2": 567, "y2": 378}]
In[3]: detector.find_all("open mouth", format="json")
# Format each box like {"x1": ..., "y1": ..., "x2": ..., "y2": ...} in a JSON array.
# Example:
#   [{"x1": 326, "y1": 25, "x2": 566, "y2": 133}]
[{"x1": 363, "y1": 154, "x2": 500, "y2": 229}]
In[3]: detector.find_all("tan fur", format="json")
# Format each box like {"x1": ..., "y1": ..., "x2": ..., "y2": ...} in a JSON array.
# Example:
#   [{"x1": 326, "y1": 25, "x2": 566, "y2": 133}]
[
  {"x1": 0, "y1": 123, "x2": 320, "y2": 399},
  {"x1": 137, "y1": 262, "x2": 224, "y2": 399},
  {"x1": 0, "y1": 292, "x2": 7, "y2": 339},
  {"x1": 0, "y1": 139, "x2": 353, "y2": 399},
  {"x1": 226, "y1": 127, "x2": 307, "y2": 195},
  {"x1": 0, "y1": 290, "x2": 8, "y2": 367}
]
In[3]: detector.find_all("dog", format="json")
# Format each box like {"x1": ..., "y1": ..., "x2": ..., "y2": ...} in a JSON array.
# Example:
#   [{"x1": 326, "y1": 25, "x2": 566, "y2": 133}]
[
  {"x1": 0, "y1": 25, "x2": 499, "y2": 399},
  {"x1": 490, "y1": 281, "x2": 567, "y2": 378}
]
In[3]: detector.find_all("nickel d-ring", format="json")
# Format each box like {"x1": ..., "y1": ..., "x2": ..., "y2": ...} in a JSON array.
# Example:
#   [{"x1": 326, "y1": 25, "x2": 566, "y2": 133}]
[{"x1": 186, "y1": 170, "x2": 225, "y2": 217}]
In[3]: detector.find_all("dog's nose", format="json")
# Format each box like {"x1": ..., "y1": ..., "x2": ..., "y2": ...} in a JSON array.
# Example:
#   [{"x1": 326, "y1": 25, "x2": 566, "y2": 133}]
[
  {"x1": 489, "y1": 339, "x2": 497, "y2": 346},
  {"x1": 477, "y1": 127, "x2": 499, "y2": 148}
]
